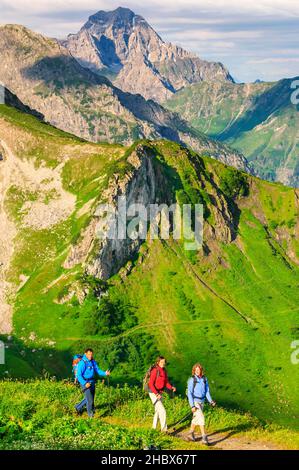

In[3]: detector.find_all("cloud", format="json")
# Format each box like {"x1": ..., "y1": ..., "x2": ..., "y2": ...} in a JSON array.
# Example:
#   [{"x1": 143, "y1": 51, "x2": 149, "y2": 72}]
[
  {"x1": 0, "y1": 0, "x2": 298, "y2": 82},
  {"x1": 164, "y1": 30, "x2": 263, "y2": 40},
  {"x1": 248, "y1": 58, "x2": 299, "y2": 64},
  {"x1": 4, "y1": 0, "x2": 299, "y2": 17}
]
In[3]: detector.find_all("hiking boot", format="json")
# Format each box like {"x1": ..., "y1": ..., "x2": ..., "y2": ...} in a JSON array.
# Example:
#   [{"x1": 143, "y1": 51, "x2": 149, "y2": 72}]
[
  {"x1": 189, "y1": 432, "x2": 196, "y2": 442},
  {"x1": 202, "y1": 435, "x2": 209, "y2": 445}
]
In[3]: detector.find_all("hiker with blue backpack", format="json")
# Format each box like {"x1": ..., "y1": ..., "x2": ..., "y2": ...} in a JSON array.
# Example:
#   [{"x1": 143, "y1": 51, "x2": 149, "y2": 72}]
[
  {"x1": 74, "y1": 348, "x2": 110, "y2": 418},
  {"x1": 187, "y1": 363, "x2": 216, "y2": 445}
]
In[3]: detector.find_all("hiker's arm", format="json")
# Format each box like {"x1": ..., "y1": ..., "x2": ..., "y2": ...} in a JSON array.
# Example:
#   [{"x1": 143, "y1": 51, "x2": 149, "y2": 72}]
[
  {"x1": 205, "y1": 378, "x2": 213, "y2": 403},
  {"x1": 149, "y1": 368, "x2": 158, "y2": 395},
  {"x1": 76, "y1": 361, "x2": 87, "y2": 387},
  {"x1": 165, "y1": 374, "x2": 174, "y2": 391},
  {"x1": 94, "y1": 361, "x2": 108, "y2": 378},
  {"x1": 187, "y1": 379, "x2": 195, "y2": 408}
]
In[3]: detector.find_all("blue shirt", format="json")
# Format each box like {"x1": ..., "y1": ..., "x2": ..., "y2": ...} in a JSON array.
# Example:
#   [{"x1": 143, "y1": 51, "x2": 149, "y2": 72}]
[
  {"x1": 76, "y1": 355, "x2": 107, "y2": 386},
  {"x1": 187, "y1": 375, "x2": 213, "y2": 407}
]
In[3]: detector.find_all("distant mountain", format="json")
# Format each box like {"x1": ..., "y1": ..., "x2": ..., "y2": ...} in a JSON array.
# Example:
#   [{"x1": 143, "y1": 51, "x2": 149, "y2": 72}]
[
  {"x1": 0, "y1": 24, "x2": 250, "y2": 173},
  {"x1": 62, "y1": 7, "x2": 234, "y2": 103},
  {"x1": 165, "y1": 79, "x2": 299, "y2": 187}
]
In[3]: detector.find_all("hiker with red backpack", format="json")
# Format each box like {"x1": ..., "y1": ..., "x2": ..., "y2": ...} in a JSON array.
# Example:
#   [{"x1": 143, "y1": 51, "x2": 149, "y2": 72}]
[
  {"x1": 74, "y1": 348, "x2": 110, "y2": 418},
  {"x1": 144, "y1": 356, "x2": 176, "y2": 432},
  {"x1": 187, "y1": 363, "x2": 216, "y2": 445}
]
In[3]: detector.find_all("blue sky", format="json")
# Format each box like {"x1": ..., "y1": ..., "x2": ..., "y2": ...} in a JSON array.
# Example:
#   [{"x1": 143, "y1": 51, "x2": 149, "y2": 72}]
[{"x1": 0, "y1": 0, "x2": 298, "y2": 82}]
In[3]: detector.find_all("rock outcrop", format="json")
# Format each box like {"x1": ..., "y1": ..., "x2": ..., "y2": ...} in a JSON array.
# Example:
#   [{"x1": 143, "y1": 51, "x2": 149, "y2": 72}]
[{"x1": 64, "y1": 145, "x2": 159, "y2": 279}]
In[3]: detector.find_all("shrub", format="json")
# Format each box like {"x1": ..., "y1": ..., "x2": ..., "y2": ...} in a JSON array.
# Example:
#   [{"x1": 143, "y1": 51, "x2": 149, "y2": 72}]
[
  {"x1": 83, "y1": 296, "x2": 138, "y2": 336},
  {"x1": 219, "y1": 168, "x2": 249, "y2": 199}
]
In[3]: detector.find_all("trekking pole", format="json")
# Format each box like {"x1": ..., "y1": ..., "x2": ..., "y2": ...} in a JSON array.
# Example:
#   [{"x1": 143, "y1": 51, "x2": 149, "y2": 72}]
[
  {"x1": 107, "y1": 373, "x2": 113, "y2": 415},
  {"x1": 168, "y1": 411, "x2": 193, "y2": 433}
]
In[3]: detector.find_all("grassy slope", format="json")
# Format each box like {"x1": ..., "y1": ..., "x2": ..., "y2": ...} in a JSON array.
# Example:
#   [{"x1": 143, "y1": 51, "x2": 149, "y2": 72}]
[
  {"x1": 102, "y1": 141, "x2": 299, "y2": 429},
  {"x1": 165, "y1": 79, "x2": 299, "y2": 184},
  {"x1": 0, "y1": 380, "x2": 298, "y2": 450},
  {"x1": 0, "y1": 104, "x2": 298, "y2": 432}
]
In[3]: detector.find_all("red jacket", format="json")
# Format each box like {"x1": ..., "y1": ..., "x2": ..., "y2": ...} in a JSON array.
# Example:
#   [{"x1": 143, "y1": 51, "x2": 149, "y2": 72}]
[{"x1": 149, "y1": 366, "x2": 173, "y2": 394}]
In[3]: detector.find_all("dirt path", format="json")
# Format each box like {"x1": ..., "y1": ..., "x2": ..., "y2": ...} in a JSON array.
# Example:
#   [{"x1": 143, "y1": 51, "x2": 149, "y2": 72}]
[{"x1": 178, "y1": 430, "x2": 280, "y2": 450}]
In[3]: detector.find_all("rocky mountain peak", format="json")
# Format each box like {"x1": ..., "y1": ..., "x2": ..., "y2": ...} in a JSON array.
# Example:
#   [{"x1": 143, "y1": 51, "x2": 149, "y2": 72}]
[
  {"x1": 86, "y1": 7, "x2": 138, "y2": 28},
  {"x1": 63, "y1": 7, "x2": 233, "y2": 102}
]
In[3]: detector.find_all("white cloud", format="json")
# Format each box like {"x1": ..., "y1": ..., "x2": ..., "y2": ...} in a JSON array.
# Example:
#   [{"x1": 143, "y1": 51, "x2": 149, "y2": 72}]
[
  {"x1": 1, "y1": 0, "x2": 299, "y2": 17},
  {"x1": 165, "y1": 30, "x2": 263, "y2": 40},
  {"x1": 248, "y1": 58, "x2": 299, "y2": 64}
]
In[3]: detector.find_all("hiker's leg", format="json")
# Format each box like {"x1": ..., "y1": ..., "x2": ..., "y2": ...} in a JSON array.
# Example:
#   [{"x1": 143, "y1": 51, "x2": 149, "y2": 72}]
[
  {"x1": 189, "y1": 409, "x2": 198, "y2": 440},
  {"x1": 149, "y1": 393, "x2": 159, "y2": 430},
  {"x1": 76, "y1": 387, "x2": 87, "y2": 412},
  {"x1": 196, "y1": 406, "x2": 208, "y2": 441},
  {"x1": 84, "y1": 387, "x2": 94, "y2": 417},
  {"x1": 192, "y1": 403, "x2": 205, "y2": 435},
  {"x1": 76, "y1": 396, "x2": 87, "y2": 412},
  {"x1": 90, "y1": 384, "x2": 96, "y2": 413},
  {"x1": 153, "y1": 407, "x2": 159, "y2": 429},
  {"x1": 156, "y1": 399, "x2": 167, "y2": 432}
]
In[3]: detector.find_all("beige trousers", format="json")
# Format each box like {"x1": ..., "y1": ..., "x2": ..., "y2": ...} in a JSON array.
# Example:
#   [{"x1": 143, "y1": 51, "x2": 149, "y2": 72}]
[
  {"x1": 149, "y1": 392, "x2": 167, "y2": 431},
  {"x1": 191, "y1": 402, "x2": 205, "y2": 426}
]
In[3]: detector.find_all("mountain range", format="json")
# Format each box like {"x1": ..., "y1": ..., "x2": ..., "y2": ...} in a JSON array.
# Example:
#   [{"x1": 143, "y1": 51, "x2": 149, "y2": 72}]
[
  {"x1": 59, "y1": 7, "x2": 298, "y2": 188},
  {"x1": 0, "y1": 7, "x2": 297, "y2": 187},
  {"x1": 0, "y1": 24, "x2": 249, "y2": 173}
]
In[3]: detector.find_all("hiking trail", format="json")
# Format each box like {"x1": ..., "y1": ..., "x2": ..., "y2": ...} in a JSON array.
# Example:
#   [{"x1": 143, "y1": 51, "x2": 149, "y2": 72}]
[{"x1": 176, "y1": 429, "x2": 280, "y2": 450}]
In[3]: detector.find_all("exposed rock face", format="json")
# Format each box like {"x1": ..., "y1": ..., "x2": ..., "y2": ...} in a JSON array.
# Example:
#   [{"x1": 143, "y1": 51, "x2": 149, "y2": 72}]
[
  {"x1": 0, "y1": 25, "x2": 251, "y2": 174},
  {"x1": 64, "y1": 145, "x2": 159, "y2": 279},
  {"x1": 63, "y1": 144, "x2": 237, "y2": 280},
  {"x1": 0, "y1": 25, "x2": 157, "y2": 145},
  {"x1": 62, "y1": 7, "x2": 234, "y2": 103}
]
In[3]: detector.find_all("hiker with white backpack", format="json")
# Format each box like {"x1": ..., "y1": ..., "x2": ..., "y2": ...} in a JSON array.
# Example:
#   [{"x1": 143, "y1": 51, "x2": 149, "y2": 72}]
[
  {"x1": 74, "y1": 348, "x2": 110, "y2": 418},
  {"x1": 144, "y1": 356, "x2": 176, "y2": 432},
  {"x1": 187, "y1": 363, "x2": 216, "y2": 445}
]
